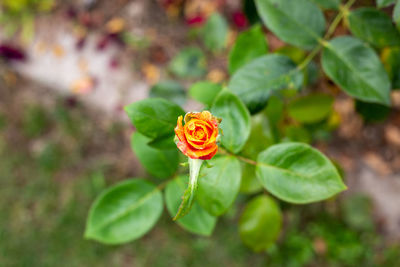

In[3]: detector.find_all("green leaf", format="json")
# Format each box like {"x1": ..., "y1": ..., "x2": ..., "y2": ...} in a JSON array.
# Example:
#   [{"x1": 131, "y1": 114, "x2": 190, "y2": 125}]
[
  {"x1": 242, "y1": 114, "x2": 274, "y2": 157},
  {"x1": 85, "y1": 179, "x2": 163, "y2": 244},
  {"x1": 169, "y1": 47, "x2": 207, "y2": 78},
  {"x1": 173, "y1": 158, "x2": 203, "y2": 220},
  {"x1": 239, "y1": 195, "x2": 282, "y2": 252},
  {"x1": 321, "y1": 36, "x2": 391, "y2": 105},
  {"x1": 200, "y1": 13, "x2": 228, "y2": 52},
  {"x1": 147, "y1": 134, "x2": 176, "y2": 150},
  {"x1": 342, "y1": 193, "x2": 374, "y2": 231},
  {"x1": 239, "y1": 163, "x2": 263, "y2": 194},
  {"x1": 348, "y1": 7, "x2": 400, "y2": 48},
  {"x1": 355, "y1": 100, "x2": 391, "y2": 123},
  {"x1": 284, "y1": 125, "x2": 312, "y2": 143},
  {"x1": 131, "y1": 132, "x2": 178, "y2": 178},
  {"x1": 244, "y1": 0, "x2": 261, "y2": 24},
  {"x1": 197, "y1": 156, "x2": 241, "y2": 216},
  {"x1": 377, "y1": 0, "x2": 396, "y2": 8},
  {"x1": 275, "y1": 45, "x2": 319, "y2": 86},
  {"x1": 229, "y1": 54, "x2": 303, "y2": 114},
  {"x1": 124, "y1": 98, "x2": 185, "y2": 139},
  {"x1": 211, "y1": 90, "x2": 251, "y2": 153},
  {"x1": 228, "y1": 24, "x2": 268, "y2": 74},
  {"x1": 394, "y1": 0, "x2": 400, "y2": 31},
  {"x1": 310, "y1": 0, "x2": 341, "y2": 10},
  {"x1": 256, "y1": 142, "x2": 347, "y2": 203},
  {"x1": 265, "y1": 96, "x2": 285, "y2": 143},
  {"x1": 288, "y1": 93, "x2": 334, "y2": 124},
  {"x1": 165, "y1": 175, "x2": 217, "y2": 235},
  {"x1": 240, "y1": 115, "x2": 272, "y2": 194},
  {"x1": 255, "y1": 0, "x2": 325, "y2": 50},
  {"x1": 149, "y1": 81, "x2": 186, "y2": 106},
  {"x1": 275, "y1": 45, "x2": 306, "y2": 64},
  {"x1": 304, "y1": 61, "x2": 320, "y2": 86},
  {"x1": 189, "y1": 81, "x2": 222, "y2": 106},
  {"x1": 382, "y1": 47, "x2": 400, "y2": 89}
]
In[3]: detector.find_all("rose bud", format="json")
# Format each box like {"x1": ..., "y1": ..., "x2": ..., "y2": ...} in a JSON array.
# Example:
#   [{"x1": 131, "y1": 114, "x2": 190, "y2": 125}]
[{"x1": 174, "y1": 111, "x2": 221, "y2": 160}]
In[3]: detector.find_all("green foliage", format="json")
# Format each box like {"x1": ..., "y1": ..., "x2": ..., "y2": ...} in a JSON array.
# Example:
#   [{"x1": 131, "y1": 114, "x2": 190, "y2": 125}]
[
  {"x1": 131, "y1": 132, "x2": 179, "y2": 178},
  {"x1": 228, "y1": 24, "x2": 268, "y2": 74},
  {"x1": 197, "y1": 156, "x2": 242, "y2": 216},
  {"x1": 244, "y1": 0, "x2": 261, "y2": 24},
  {"x1": 394, "y1": 0, "x2": 400, "y2": 30},
  {"x1": 275, "y1": 45, "x2": 306, "y2": 64},
  {"x1": 240, "y1": 163, "x2": 263, "y2": 194},
  {"x1": 355, "y1": 100, "x2": 391, "y2": 123},
  {"x1": 377, "y1": 0, "x2": 396, "y2": 8},
  {"x1": 1, "y1": 0, "x2": 53, "y2": 40},
  {"x1": 255, "y1": 0, "x2": 325, "y2": 50},
  {"x1": 264, "y1": 96, "x2": 285, "y2": 143},
  {"x1": 382, "y1": 47, "x2": 400, "y2": 89},
  {"x1": 275, "y1": 45, "x2": 320, "y2": 87},
  {"x1": 284, "y1": 125, "x2": 312, "y2": 143},
  {"x1": 189, "y1": 81, "x2": 222, "y2": 106},
  {"x1": 310, "y1": 0, "x2": 341, "y2": 10},
  {"x1": 84, "y1": 0, "x2": 400, "y2": 251},
  {"x1": 172, "y1": 158, "x2": 203, "y2": 220},
  {"x1": 124, "y1": 98, "x2": 185, "y2": 139},
  {"x1": 165, "y1": 175, "x2": 217, "y2": 236},
  {"x1": 229, "y1": 54, "x2": 303, "y2": 113},
  {"x1": 239, "y1": 195, "x2": 282, "y2": 252},
  {"x1": 322, "y1": 36, "x2": 391, "y2": 105},
  {"x1": 211, "y1": 89, "x2": 251, "y2": 153},
  {"x1": 348, "y1": 7, "x2": 400, "y2": 48},
  {"x1": 149, "y1": 81, "x2": 186, "y2": 106},
  {"x1": 342, "y1": 194, "x2": 374, "y2": 231},
  {"x1": 288, "y1": 93, "x2": 334, "y2": 124},
  {"x1": 200, "y1": 13, "x2": 228, "y2": 52},
  {"x1": 85, "y1": 179, "x2": 163, "y2": 244},
  {"x1": 239, "y1": 116, "x2": 272, "y2": 194},
  {"x1": 266, "y1": 231, "x2": 314, "y2": 267},
  {"x1": 169, "y1": 47, "x2": 207, "y2": 78},
  {"x1": 256, "y1": 142, "x2": 346, "y2": 203}
]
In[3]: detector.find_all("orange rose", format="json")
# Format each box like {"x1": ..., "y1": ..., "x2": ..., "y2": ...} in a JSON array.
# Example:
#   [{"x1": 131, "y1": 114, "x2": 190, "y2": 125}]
[{"x1": 174, "y1": 111, "x2": 221, "y2": 160}]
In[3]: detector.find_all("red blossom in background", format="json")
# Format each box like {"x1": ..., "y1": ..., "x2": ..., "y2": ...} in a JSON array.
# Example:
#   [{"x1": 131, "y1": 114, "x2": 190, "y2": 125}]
[
  {"x1": 0, "y1": 44, "x2": 27, "y2": 62},
  {"x1": 232, "y1": 11, "x2": 248, "y2": 29}
]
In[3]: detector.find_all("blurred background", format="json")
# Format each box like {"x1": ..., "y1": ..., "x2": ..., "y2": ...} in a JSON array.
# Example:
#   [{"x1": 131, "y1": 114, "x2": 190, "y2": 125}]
[{"x1": 1, "y1": 0, "x2": 400, "y2": 266}]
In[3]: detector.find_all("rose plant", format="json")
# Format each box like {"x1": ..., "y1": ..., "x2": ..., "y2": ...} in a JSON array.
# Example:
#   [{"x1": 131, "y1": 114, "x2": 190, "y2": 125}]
[{"x1": 85, "y1": 0, "x2": 398, "y2": 251}]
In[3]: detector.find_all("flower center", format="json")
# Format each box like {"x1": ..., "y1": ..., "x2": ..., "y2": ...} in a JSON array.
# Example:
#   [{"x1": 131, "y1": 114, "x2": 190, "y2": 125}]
[{"x1": 194, "y1": 128, "x2": 205, "y2": 139}]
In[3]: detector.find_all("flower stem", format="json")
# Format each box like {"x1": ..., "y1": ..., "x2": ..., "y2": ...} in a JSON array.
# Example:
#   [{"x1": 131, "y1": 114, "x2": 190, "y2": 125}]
[
  {"x1": 297, "y1": 0, "x2": 357, "y2": 71},
  {"x1": 173, "y1": 158, "x2": 203, "y2": 221}
]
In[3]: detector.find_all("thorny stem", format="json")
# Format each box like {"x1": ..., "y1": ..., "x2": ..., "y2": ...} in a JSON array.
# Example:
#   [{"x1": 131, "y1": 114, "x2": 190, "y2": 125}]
[{"x1": 297, "y1": 0, "x2": 357, "y2": 71}]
